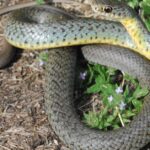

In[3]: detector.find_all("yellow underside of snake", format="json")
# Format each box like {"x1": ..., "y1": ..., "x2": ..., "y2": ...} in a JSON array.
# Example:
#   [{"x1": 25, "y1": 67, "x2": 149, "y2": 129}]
[{"x1": 4, "y1": 6, "x2": 150, "y2": 60}]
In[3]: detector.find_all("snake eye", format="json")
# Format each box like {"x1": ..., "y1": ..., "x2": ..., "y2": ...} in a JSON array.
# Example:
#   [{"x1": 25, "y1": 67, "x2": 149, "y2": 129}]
[{"x1": 104, "y1": 6, "x2": 113, "y2": 13}]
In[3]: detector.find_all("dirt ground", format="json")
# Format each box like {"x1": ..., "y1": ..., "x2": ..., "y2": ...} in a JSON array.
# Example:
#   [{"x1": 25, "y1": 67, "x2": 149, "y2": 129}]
[
  {"x1": 0, "y1": 0, "x2": 75, "y2": 150},
  {"x1": 0, "y1": 49, "x2": 68, "y2": 150}
]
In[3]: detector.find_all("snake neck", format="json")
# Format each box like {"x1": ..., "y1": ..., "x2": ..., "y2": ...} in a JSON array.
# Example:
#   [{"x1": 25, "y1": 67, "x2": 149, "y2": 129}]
[{"x1": 121, "y1": 16, "x2": 150, "y2": 53}]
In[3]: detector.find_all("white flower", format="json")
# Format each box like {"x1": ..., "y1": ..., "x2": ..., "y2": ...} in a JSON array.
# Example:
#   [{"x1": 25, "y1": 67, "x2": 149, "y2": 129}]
[
  {"x1": 79, "y1": 71, "x2": 87, "y2": 80},
  {"x1": 119, "y1": 101, "x2": 126, "y2": 110},
  {"x1": 108, "y1": 95, "x2": 113, "y2": 102},
  {"x1": 39, "y1": 60, "x2": 45, "y2": 66},
  {"x1": 115, "y1": 87, "x2": 123, "y2": 94}
]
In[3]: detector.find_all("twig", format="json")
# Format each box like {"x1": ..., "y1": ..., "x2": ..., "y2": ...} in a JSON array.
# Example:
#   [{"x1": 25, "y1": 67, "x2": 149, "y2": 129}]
[
  {"x1": 115, "y1": 107, "x2": 125, "y2": 127},
  {"x1": 0, "y1": 145, "x2": 11, "y2": 150},
  {"x1": 121, "y1": 71, "x2": 125, "y2": 87},
  {"x1": 78, "y1": 100, "x2": 94, "y2": 110}
]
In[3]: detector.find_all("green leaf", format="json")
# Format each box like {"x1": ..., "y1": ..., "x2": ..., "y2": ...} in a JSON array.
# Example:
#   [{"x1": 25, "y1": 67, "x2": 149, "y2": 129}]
[
  {"x1": 99, "y1": 107, "x2": 108, "y2": 117},
  {"x1": 101, "y1": 84, "x2": 115, "y2": 95},
  {"x1": 106, "y1": 115, "x2": 115, "y2": 123},
  {"x1": 124, "y1": 73, "x2": 138, "y2": 85},
  {"x1": 36, "y1": 0, "x2": 45, "y2": 4},
  {"x1": 103, "y1": 121, "x2": 111, "y2": 127},
  {"x1": 127, "y1": 0, "x2": 139, "y2": 8},
  {"x1": 38, "y1": 51, "x2": 49, "y2": 62},
  {"x1": 93, "y1": 65, "x2": 107, "y2": 80},
  {"x1": 86, "y1": 84, "x2": 101, "y2": 94},
  {"x1": 132, "y1": 99, "x2": 143, "y2": 112},
  {"x1": 112, "y1": 124, "x2": 120, "y2": 129},
  {"x1": 122, "y1": 110, "x2": 135, "y2": 118},
  {"x1": 140, "y1": 0, "x2": 150, "y2": 10},
  {"x1": 106, "y1": 67, "x2": 116, "y2": 76},
  {"x1": 87, "y1": 64, "x2": 94, "y2": 84},
  {"x1": 124, "y1": 85, "x2": 130, "y2": 98},
  {"x1": 122, "y1": 118, "x2": 131, "y2": 123},
  {"x1": 95, "y1": 75, "x2": 106, "y2": 85},
  {"x1": 83, "y1": 112, "x2": 99, "y2": 128},
  {"x1": 98, "y1": 123, "x2": 104, "y2": 130},
  {"x1": 133, "y1": 86, "x2": 149, "y2": 99},
  {"x1": 143, "y1": 17, "x2": 150, "y2": 31}
]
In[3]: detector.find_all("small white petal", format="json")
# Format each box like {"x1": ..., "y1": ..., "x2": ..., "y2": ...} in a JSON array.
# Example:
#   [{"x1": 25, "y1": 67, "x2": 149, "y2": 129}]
[
  {"x1": 119, "y1": 101, "x2": 126, "y2": 110},
  {"x1": 39, "y1": 61, "x2": 45, "y2": 66},
  {"x1": 108, "y1": 95, "x2": 113, "y2": 102},
  {"x1": 115, "y1": 87, "x2": 123, "y2": 94},
  {"x1": 79, "y1": 71, "x2": 87, "y2": 80}
]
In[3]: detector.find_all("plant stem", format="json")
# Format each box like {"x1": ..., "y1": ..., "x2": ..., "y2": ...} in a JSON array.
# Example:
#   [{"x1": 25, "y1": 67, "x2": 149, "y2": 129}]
[
  {"x1": 121, "y1": 71, "x2": 125, "y2": 87},
  {"x1": 115, "y1": 107, "x2": 125, "y2": 127}
]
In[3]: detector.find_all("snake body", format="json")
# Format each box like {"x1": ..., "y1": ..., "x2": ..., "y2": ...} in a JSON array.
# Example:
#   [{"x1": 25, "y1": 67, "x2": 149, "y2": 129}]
[
  {"x1": 4, "y1": 6, "x2": 150, "y2": 60},
  {"x1": 3, "y1": 4, "x2": 150, "y2": 150}
]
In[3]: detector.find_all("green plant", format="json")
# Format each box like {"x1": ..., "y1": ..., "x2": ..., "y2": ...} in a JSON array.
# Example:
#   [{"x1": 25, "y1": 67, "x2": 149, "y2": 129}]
[
  {"x1": 81, "y1": 1, "x2": 150, "y2": 130},
  {"x1": 36, "y1": 0, "x2": 45, "y2": 4},
  {"x1": 78, "y1": 64, "x2": 149, "y2": 130},
  {"x1": 118, "y1": 0, "x2": 150, "y2": 31},
  {"x1": 37, "y1": 50, "x2": 49, "y2": 66}
]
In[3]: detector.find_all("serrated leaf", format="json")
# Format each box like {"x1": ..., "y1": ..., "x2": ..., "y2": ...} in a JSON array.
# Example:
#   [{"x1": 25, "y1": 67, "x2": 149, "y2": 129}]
[{"x1": 83, "y1": 112, "x2": 99, "y2": 128}]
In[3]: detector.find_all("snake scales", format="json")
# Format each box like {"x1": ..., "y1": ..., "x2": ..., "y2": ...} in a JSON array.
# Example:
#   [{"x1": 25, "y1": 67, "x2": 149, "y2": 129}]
[{"x1": 3, "y1": 2, "x2": 150, "y2": 150}]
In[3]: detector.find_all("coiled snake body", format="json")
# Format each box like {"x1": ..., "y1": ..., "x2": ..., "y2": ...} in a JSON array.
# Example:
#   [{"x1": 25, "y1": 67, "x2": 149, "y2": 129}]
[{"x1": 4, "y1": 3, "x2": 150, "y2": 150}]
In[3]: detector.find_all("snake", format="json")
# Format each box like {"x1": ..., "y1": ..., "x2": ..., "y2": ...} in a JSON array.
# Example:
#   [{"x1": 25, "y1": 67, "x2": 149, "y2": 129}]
[{"x1": 3, "y1": 1, "x2": 150, "y2": 150}]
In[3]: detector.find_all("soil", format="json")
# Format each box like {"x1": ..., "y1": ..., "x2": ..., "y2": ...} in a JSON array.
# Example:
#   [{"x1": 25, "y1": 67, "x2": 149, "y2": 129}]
[
  {"x1": 0, "y1": 49, "x2": 68, "y2": 150},
  {"x1": 0, "y1": 0, "x2": 80, "y2": 149}
]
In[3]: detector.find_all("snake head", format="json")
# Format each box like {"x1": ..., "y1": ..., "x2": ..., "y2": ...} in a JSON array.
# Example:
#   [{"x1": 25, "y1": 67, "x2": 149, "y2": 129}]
[{"x1": 92, "y1": 1, "x2": 137, "y2": 23}]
